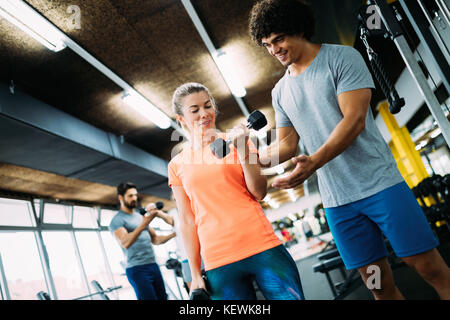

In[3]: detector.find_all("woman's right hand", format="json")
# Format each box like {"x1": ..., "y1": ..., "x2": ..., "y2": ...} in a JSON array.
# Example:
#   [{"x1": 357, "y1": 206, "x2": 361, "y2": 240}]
[
  {"x1": 189, "y1": 274, "x2": 207, "y2": 295},
  {"x1": 228, "y1": 122, "x2": 249, "y2": 149}
]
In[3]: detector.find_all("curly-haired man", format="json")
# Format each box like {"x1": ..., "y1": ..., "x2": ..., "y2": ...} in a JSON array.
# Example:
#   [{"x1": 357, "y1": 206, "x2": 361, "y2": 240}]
[{"x1": 249, "y1": 0, "x2": 450, "y2": 300}]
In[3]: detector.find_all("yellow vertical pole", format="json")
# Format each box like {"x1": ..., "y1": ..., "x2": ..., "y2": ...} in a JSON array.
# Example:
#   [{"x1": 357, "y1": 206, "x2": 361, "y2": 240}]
[{"x1": 378, "y1": 101, "x2": 433, "y2": 205}]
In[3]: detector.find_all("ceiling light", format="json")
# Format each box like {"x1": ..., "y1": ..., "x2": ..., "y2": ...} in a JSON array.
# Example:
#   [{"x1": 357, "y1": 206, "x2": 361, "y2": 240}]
[
  {"x1": 287, "y1": 189, "x2": 297, "y2": 202},
  {"x1": 0, "y1": 0, "x2": 66, "y2": 52},
  {"x1": 415, "y1": 140, "x2": 428, "y2": 150},
  {"x1": 263, "y1": 195, "x2": 279, "y2": 209},
  {"x1": 267, "y1": 199, "x2": 279, "y2": 209},
  {"x1": 122, "y1": 91, "x2": 171, "y2": 129},
  {"x1": 273, "y1": 164, "x2": 285, "y2": 175},
  {"x1": 430, "y1": 128, "x2": 441, "y2": 139},
  {"x1": 214, "y1": 50, "x2": 246, "y2": 98}
]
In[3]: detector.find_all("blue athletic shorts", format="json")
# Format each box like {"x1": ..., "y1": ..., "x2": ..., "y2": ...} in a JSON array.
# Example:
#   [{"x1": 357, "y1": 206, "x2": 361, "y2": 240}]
[
  {"x1": 206, "y1": 245, "x2": 304, "y2": 300},
  {"x1": 324, "y1": 182, "x2": 439, "y2": 270}
]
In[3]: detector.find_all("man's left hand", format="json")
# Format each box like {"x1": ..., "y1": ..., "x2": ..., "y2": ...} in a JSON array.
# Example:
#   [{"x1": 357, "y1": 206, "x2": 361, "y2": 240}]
[
  {"x1": 145, "y1": 203, "x2": 159, "y2": 214},
  {"x1": 272, "y1": 155, "x2": 318, "y2": 189}
]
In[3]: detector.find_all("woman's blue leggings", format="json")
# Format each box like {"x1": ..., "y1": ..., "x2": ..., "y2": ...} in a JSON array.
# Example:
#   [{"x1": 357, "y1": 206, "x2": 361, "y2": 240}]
[{"x1": 205, "y1": 245, "x2": 304, "y2": 300}]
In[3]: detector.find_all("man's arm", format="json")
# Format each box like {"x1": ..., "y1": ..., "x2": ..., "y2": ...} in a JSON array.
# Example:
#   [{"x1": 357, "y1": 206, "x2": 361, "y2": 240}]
[
  {"x1": 312, "y1": 88, "x2": 371, "y2": 168},
  {"x1": 155, "y1": 210, "x2": 174, "y2": 226},
  {"x1": 272, "y1": 88, "x2": 371, "y2": 189},
  {"x1": 259, "y1": 126, "x2": 300, "y2": 168},
  {"x1": 144, "y1": 202, "x2": 174, "y2": 226},
  {"x1": 113, "y1": 212, "x2": 157, "y2": 249},
  {"x1": 148, "y1": 227, "x2": 176, "y2": 245}
]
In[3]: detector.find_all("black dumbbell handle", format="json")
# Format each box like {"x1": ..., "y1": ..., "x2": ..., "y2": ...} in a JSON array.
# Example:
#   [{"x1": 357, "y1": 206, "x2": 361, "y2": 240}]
[
  {"x1": 189, "y1": 288, "x2": 211, "y2": 300},
  {"x1": 138, "y1": 201, "x2": 164, "y2": 215},
  {"x1": 211, "y1": 111, "x2": 266, "y2": 158}
]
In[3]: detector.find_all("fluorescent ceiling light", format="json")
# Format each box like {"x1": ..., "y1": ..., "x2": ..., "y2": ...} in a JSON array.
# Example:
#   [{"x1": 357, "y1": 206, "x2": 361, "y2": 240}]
[
  {"x1": 263, "y1": 195, "x2": 279, "y2": 209},
  {"x1": 274, "y1": 164, "x2": 285, "y2": 175},
  {"x1": 122, "y1": 91, "x2": 171, "y2": 129},
  {"x1": 268, "y1": 200, "x2": 279, "y2": 209},
  {"x1": 0, "y1": 0, "x2": 66, "y2": 52},
  {"x1": 214, "y1": 50, "x2": 246, "y2": 98},
  {"x1": 287, "y1": 189, "x2": 297, "y2": 202},
  {"x1": 415, "y1": 140, "x2": 428, "y2": 150},
  {"x1": 430, "y1": 128, "x2": 442, "y2": 139}
]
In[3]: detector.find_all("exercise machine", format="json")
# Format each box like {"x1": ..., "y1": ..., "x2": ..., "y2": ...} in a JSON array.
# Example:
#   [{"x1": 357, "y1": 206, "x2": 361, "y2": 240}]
[
  {"x1": 361, "y1": 0, "x2": 450, "y2": 146},
  {"x1": 36, "y1": 280, "x2": 122, "y2": 300}
]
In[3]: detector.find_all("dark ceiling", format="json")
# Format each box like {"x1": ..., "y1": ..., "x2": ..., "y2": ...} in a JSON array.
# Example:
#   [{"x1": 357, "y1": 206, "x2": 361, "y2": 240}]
[{"x1": 0, "y1": 0, "x2": 408, "y2": 209}]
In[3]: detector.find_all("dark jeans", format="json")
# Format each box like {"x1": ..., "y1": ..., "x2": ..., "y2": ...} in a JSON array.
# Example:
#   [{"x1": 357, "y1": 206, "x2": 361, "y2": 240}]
[{"x1": 126, "y1": 263, "x2": 167, "y2": 300}]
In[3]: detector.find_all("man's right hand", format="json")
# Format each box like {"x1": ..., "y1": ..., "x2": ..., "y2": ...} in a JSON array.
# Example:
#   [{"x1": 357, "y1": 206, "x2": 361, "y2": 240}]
[{"x1": 141, "y1": 210, "x2": 157, "y2": 227}]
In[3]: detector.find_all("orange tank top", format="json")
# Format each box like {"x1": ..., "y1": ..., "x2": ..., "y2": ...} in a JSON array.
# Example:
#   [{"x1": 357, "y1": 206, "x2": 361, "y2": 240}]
[{"x1": 168, "y1": 139, "x2": 281, "y2": 270}]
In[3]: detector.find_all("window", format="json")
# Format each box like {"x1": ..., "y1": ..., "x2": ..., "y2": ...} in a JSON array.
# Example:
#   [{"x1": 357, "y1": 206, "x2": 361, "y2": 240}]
[
  {"x1": 100, "y1": 231, "x2": 136, "y2": 299},
  {"x1": 100, "y1": 209, "x2": 117, "y2": 227},
  {"x1": 0, "y1": 232, "x2": 47, "y2": 300},
  {"x1": 73, "y1": 206, "x2": 98, "y2": 229},
  {"x1": 42, "y1": 231, "x2": 87, "y2": 299},
  {"x1": 0, "y1": 198, "x2": 35, "y2": 227},
  {"x1": 74, "y1": 231, "x2": 111, "y2": 299},
  {"x1": 0, "y1": 197, "x2": 152, "y2": 300},
  {"x1": 149, "y1": 216, "x2": 187, "y2": 299},
  {"x1": 154, "y1": 236, "x2": 189, "y2": 300},
  {"x1": 43, "y1": 204, "x2": 71, "y2": 224},
  {"x1": 33, "y1": 199, "x2": 41, "y2": 220}
]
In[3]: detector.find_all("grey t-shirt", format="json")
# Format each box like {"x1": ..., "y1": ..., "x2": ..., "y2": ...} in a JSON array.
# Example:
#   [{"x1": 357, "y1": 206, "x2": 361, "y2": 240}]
[
  {"x1": 272, "y1": 43, "x2": 404, "y2": 208},
  {"x1": 109, "y1": 210, "x2": 156, "y2": 268}
]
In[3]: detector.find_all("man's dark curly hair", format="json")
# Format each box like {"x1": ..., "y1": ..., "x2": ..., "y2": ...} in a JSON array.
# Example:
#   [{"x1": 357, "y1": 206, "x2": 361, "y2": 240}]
[
  {"x1": 249, "y1": 0, "x2": 315, "y2": 46},
  {"x1": 117, "y1": 181, "x2": 137, "y2": 196}
]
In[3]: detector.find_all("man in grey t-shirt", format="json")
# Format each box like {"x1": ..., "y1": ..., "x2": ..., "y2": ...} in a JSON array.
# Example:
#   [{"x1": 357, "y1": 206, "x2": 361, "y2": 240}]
[
  {"x1": 110, "y1": 181, "x2": 176, "y2": 300},
  {"x1": 249, "y1": 0, "x2": 450, "y2": 299}
]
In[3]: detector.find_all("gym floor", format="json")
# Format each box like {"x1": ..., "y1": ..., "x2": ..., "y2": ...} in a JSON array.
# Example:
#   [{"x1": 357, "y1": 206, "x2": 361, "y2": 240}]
[{"x1": 294, "y1": 241, "x2": 450, "y2": 300}]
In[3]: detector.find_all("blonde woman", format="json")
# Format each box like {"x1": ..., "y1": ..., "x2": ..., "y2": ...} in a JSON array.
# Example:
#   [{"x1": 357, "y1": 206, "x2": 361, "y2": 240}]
[{"x1": 168, "y1": 82, "x2": 304, "y2": 300}]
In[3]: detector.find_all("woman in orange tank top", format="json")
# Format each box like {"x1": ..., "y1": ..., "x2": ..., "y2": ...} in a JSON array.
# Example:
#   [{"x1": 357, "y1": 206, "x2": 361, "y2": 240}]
[{"x1": 169, "y1": 82, "x2": 304, "y2": 300}]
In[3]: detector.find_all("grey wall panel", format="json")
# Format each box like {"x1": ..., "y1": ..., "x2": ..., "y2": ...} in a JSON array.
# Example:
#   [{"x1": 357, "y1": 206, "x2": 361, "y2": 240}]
[
  {"x1": 72, "y1": 157, "x2": 167, "y2": 190},
  {"x1": 0, "y1": 83, "x2": 168, "y2": 177},
  {"x1": 0, "y1": 116, "x2": 111, "y2": 176}
]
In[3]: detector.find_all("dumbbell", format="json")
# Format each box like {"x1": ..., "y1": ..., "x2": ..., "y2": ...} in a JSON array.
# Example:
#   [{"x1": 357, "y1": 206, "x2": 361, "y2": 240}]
[
  {"x1": 431, "y1": 175, "x2": 444, "y2": 193},
  {"x1": 165, "y1": 258, "x2": 183, "y2": 278},
  {"x1": 442, "y1": 174, "x2": 450, "y2": 188},
  {"x1": 190, "y1": 288, "x2": 211, "y2": 300},
  {"x1": 138, "y1": 201, "x2": 164, "y2": 215},
  {"x1": 210, "y1": 110, "x2": 267, "y2": 158},
  {"x1": 427, "y1": 205, "x2": 444, "y2": 225},
  {"x1": 412, "y1": 186, "x2": 422, "y2": 199},
  {"x1": 418, "y1": 178, "x2": 442, "y2": 204},
  {"x1": 418, "y1": 178, "x2": 433, "y2": 196}
]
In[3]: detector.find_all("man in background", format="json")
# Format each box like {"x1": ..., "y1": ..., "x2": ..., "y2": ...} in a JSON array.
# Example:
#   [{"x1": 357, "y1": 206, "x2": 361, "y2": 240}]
[{"x1": 109, "y1": 182, "x2": 176, "y2": 300}]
